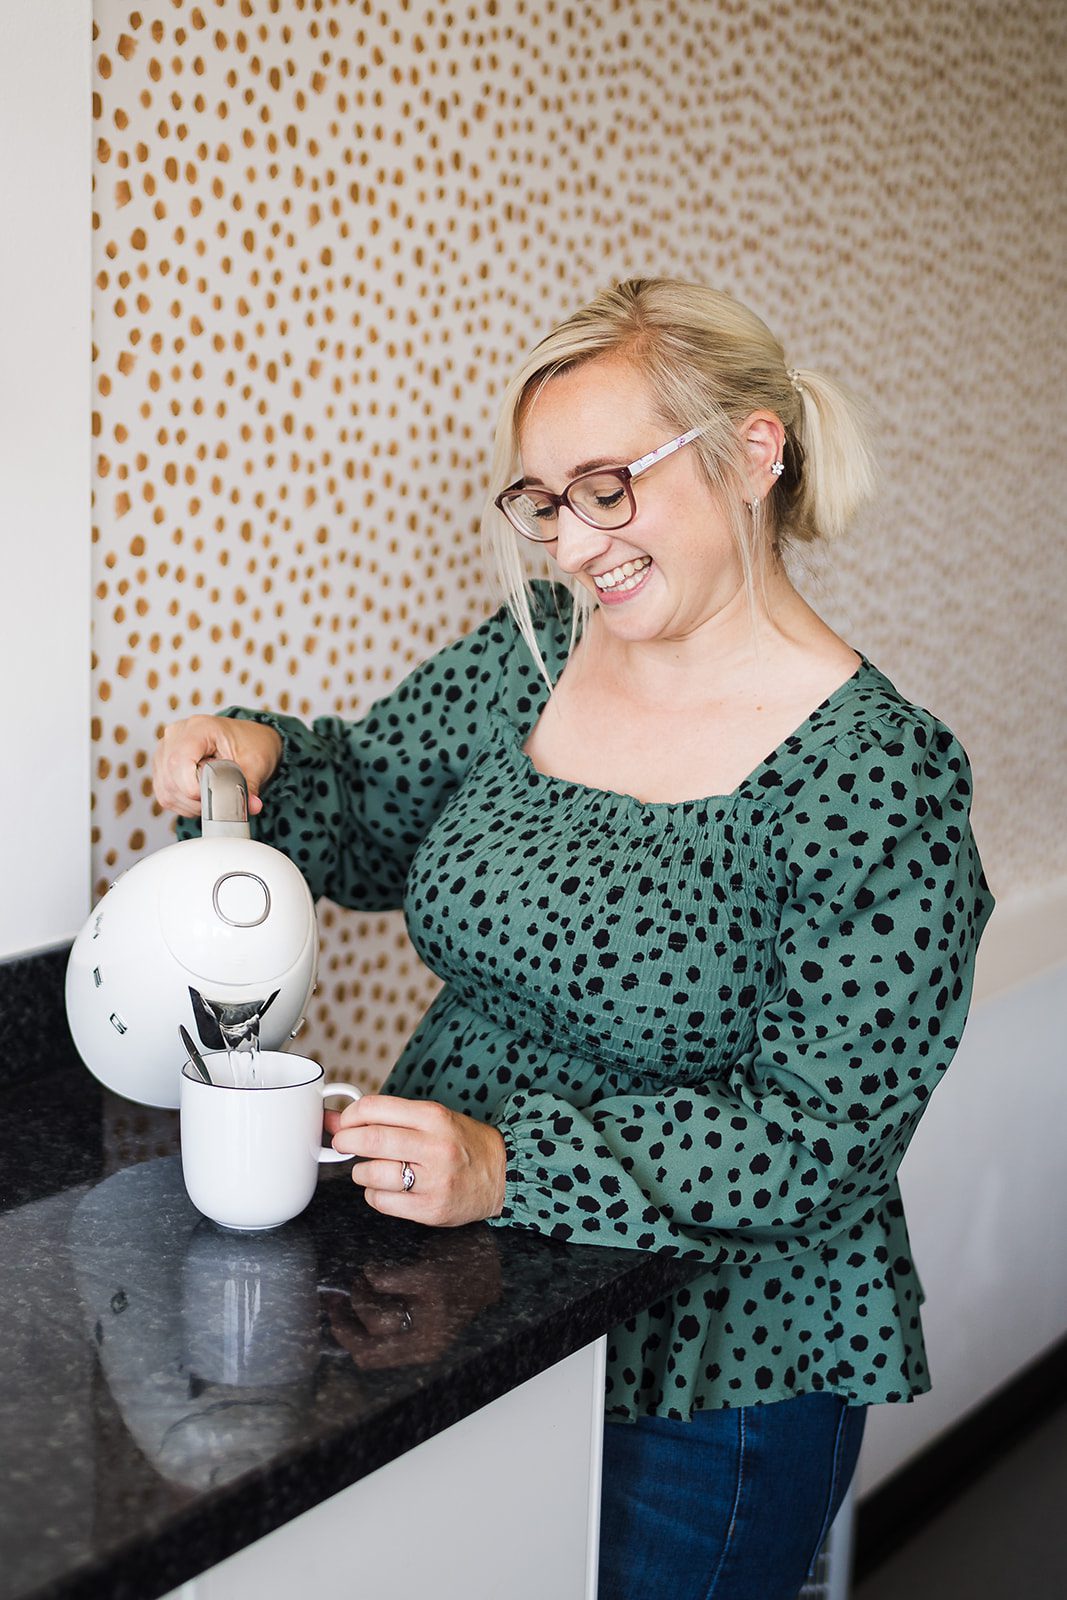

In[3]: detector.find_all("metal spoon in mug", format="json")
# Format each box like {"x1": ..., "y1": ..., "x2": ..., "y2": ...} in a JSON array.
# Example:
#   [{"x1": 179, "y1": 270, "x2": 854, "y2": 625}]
[{"x1": 179, "y1": 1024, "x2": 213, "y2": 1085}]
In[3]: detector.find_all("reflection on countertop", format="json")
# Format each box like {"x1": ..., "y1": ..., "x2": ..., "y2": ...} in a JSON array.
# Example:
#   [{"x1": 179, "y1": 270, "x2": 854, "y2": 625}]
[{"x1": 0, "y1": 1059, "x2": 700, "y2": 1600}]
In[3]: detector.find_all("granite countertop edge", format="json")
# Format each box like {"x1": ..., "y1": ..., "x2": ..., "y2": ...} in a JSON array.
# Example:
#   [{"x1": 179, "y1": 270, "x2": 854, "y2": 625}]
[
  {"x1": 40, "y1": 1251, "x2": 696, "y2": 1600},
  {"x1": 1, "y1": 945, "x2": 705, "y2": 1600}
]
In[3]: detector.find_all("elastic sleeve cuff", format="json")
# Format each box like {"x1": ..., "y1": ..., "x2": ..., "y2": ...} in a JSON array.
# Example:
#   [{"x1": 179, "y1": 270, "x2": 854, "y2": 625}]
[
  {"x1": 485, "y1": 1095, "x2": 591, "y2": 1236},
  {"x1": 222, "y1": 706, "x2": 312, "y2": 829}
]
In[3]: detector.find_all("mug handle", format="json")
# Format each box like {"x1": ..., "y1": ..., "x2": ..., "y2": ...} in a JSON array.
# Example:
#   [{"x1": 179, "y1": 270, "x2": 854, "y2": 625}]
[{"x1": 318, "y1": 1081, "x2": 363, "y2": 1164}]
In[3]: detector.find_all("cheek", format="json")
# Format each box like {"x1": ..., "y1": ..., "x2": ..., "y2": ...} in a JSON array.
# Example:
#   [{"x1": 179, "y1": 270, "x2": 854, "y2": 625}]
[{"x1": 657, "y1": 523, "x2": 740, "y2": 590}]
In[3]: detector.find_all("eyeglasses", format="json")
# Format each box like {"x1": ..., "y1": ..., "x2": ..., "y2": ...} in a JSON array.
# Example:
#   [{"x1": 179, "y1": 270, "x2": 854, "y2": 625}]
[{"x1": 494, "y1": 427, "x2": 705, "y2": 544}]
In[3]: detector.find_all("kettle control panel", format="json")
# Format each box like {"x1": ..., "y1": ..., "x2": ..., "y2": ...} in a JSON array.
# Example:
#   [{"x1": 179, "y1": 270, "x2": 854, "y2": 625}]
[{"x1": 212, "y1": 872, "x2": 271, "y2": 928}]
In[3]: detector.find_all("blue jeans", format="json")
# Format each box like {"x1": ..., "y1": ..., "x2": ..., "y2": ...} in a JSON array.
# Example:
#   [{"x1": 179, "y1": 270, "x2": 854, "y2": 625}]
[{"x1": 598, "y1": 1393, "x2": 867, "y2": 1600}]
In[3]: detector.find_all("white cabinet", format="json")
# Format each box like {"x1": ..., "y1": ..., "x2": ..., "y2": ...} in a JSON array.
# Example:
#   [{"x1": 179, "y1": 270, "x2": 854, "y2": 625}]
[{"x1": 165, "y1": 1337, "x2": 606, "y2": 1600}]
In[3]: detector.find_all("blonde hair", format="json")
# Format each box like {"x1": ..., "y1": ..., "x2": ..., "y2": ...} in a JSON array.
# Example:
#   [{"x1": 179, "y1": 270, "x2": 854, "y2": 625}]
[{"x1": 478, "y1": 277, "x2": 877, "y2": 684}]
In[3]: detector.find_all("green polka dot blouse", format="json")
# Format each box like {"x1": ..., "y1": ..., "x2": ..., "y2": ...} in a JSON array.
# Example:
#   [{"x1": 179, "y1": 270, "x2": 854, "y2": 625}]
[{"x1": 222, "y1": 582, "x2": 994, "y2": 1419}]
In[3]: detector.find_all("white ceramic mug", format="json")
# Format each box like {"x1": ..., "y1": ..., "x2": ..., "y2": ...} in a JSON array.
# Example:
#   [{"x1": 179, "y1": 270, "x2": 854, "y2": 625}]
[{"x1": 180, "y1": 1050, "x2": 361, "y2": 1231}]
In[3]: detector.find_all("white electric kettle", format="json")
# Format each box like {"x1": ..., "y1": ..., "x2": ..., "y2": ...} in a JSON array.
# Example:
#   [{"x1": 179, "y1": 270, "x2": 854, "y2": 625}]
[{"x1": 65, "y1": 760, "x2": 318, "y2": 1108}]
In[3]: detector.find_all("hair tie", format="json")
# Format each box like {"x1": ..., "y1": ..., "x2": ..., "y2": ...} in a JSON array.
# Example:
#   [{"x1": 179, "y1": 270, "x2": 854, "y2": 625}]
[{"x1": 787, "y1": 367, "x2": 804, "y2": 395}]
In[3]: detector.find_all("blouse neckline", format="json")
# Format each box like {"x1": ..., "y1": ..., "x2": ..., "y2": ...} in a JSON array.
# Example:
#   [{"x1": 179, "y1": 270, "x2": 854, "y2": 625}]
[{"x1": 499, "y1": 620, "x2": 881, "y2": 821}]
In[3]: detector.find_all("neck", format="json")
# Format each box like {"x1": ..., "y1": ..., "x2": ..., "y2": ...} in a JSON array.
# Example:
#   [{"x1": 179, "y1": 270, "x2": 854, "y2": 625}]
[{"x1": 583, "y1": 566, "x2": 816, "y2": 710}]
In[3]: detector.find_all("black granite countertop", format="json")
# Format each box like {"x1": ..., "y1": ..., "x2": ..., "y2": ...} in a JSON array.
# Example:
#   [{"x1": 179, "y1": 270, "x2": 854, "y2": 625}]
[{"x1": 0, "y1": 950, "x2": 700, "y2": 1600}]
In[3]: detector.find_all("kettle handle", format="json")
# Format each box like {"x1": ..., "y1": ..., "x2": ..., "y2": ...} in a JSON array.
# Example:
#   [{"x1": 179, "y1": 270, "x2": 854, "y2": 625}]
[{"x1": 199, "y1": 760, "x2": 252, "y2": 839}]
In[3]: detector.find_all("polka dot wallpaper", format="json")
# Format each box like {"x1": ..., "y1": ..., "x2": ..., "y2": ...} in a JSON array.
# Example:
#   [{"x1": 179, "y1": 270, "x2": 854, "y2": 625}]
[{"x1": 91, "y1": 0, "x2": 1067, "y2": 1085}]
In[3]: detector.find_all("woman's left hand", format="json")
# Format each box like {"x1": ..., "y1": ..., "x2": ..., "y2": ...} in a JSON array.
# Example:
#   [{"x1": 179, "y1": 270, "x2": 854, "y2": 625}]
[{"x1": 324, "y1": 1095, "x2": 507, "y2": 1227}]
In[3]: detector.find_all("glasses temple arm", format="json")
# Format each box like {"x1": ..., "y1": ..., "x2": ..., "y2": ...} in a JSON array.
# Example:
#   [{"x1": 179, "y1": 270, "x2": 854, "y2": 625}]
[{"x1": 627, "y1": 426, "x2": 705, "y2": 481}]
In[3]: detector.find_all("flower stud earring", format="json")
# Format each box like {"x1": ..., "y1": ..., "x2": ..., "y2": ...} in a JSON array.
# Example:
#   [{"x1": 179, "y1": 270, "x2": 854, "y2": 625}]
[{"x1": 770, "y1": 460, "x2": 785, "y2": 478}]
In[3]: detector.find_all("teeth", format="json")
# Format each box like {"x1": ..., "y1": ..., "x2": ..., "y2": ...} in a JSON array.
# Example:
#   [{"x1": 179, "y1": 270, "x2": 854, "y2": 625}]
[{"x1": 594, "y1": 556, "x2": 651, "y2": 591}]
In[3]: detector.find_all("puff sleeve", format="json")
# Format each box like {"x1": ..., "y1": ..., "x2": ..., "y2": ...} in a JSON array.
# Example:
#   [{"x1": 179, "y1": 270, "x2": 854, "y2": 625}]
[{"x1": 178, "y1": 605, "x2": 516, "y2": 910}]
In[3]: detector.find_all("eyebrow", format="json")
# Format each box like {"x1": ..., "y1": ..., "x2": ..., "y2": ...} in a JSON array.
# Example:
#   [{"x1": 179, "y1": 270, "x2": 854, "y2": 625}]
[{"x1": 522, "y1": 457, "x2": 624, "y2": 487}]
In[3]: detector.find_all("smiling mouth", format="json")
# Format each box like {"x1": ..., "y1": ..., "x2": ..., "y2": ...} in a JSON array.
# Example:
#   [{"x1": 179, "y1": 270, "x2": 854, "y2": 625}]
[{"x1": 592, "y1": 556, "x2": 652, "y2": 593}]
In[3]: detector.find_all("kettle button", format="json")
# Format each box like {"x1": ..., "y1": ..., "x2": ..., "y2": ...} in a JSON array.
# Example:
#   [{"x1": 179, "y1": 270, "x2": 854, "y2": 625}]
[{"x1": 212, "y1": 873, "x2": 271, "y2": 928}]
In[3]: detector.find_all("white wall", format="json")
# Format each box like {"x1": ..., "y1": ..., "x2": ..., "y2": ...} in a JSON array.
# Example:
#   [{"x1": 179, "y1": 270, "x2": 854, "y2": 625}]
[
  {"x1": 857, "y1": 901, "x2": 1067, "y2": 1495},
  {"x1": 0, "y1": 0, "x2": 91, "y2": 959}
]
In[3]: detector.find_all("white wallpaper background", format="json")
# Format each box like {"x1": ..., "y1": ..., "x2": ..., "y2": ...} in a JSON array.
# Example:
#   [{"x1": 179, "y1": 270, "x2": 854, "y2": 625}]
[{"x1": 91, "y1": 0, "x2": 1067, "y2": 1086}]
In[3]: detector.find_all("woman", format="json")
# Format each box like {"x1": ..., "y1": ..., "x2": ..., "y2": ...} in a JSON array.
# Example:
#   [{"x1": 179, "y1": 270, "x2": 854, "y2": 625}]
[{"x1": 154, "y1": 278, "x2": 994, "y2": 1598}]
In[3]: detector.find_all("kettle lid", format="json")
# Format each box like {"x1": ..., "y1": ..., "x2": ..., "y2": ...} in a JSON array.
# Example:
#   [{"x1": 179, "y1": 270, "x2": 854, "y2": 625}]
[{"x1": 158, "y1": 836, "x2": 315, "y2": 984}]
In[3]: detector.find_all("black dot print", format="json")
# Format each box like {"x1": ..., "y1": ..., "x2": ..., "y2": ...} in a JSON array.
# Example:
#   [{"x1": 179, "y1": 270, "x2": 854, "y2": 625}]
[{"x1": 208, "y1": 581, "x2": 993, "y2": 1418}]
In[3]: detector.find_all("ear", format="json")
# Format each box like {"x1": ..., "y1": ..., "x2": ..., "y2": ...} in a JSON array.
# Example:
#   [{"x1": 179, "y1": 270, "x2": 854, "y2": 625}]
[{"x1": 740, "y1": 411, "x2": 785, "y2": 501}]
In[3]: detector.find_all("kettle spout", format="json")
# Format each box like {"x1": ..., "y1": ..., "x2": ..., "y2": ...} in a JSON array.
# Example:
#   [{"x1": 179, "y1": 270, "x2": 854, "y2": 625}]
[{"x1": 188, "y1": 988, "x2": 280, "y2": 1050}]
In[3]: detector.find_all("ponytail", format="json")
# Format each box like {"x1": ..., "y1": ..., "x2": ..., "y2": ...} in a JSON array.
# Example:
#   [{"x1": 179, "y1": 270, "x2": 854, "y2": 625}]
[{"x1": 784, "y1": 366, "x2": 877, "y2": 544}]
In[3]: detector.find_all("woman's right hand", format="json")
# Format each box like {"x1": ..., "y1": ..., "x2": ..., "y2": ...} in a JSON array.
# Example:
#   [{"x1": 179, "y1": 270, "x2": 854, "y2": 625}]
[{"x1": 151, "y1": 715, "x2": 284, "y2": 818}]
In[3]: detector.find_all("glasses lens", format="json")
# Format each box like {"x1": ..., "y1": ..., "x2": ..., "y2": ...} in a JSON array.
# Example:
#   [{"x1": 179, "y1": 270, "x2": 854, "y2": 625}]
[
  {"x1": 502, "y1": 488, "x2": 558, "y2": 541},
  {"x1": 568, "y1": 471, "x2": 633, "y2": 529}
]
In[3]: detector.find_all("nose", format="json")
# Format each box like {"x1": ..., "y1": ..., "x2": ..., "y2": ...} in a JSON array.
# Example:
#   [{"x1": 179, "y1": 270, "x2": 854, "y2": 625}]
[{"x1": 549, "y1": 507, "x2": 613, "y2": 575}]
